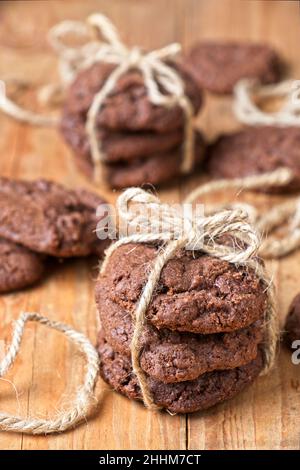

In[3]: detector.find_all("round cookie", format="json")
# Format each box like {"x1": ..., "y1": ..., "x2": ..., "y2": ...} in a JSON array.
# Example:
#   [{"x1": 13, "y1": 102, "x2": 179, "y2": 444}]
[
  {"x1": 0, "y1": 237, "x2": 44, "y2": 293},
  {"x1": 184, "y1": 41, "x2": 281, "y2": 94},
  {"x1": 61, "y1": 111, "x2": 184, "y2": 163},
  {"x1": 284, "y1": 293, "x2": 300, "y2": 348},
  {"x1": 96, "y1": 284, "x2": 263, "y2": 383},
  {"x1": 98, "y1": 334, "x2": 264, "y2": 414},
  {"x1": 62, "y1": 61, "x2": 203, "y2": 132},
  {"x1": 0, "y1": 177, "x2": 108, "y2": 257},
  {"x1": 206, "y1": 127, "x2": 300, "y2": 192},
  {"x1": 96, "y1": 243, "x2": 267, "y2": 334}
]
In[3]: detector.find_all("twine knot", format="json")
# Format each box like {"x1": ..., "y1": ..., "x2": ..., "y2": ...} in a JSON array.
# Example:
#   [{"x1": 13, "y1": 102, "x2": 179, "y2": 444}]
[{"x1": 0, "y1": 14, "x2": 196, "y2": 179}]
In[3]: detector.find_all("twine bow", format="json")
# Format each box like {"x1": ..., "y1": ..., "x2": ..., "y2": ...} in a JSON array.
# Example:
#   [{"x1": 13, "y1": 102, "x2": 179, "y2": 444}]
[
  {"x1": 100, "y1": 187, "x2": 278, "y2": 410},
  {"x1": 111, "y1": 186, "x2": 261, "y2": 261}
]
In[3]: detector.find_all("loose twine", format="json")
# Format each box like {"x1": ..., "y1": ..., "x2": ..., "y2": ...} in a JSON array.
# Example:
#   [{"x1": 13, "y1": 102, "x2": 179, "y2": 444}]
[
  {"x1": 0, "y1": 13, "x2": 195, "y2": 179},
  {"x1": 0, "y1": 313, "x2": 99, "y2": 434},
  {"x1": 0, "y1": 169, "x2": 295, "y2": 431},
  {"x1": 233, "y1": 78, "x2": 300, "y2": 126}
]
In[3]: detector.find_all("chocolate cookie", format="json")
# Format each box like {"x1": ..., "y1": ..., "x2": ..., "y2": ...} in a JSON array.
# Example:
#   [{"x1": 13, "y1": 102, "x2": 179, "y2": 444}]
[
  {"x1": 284, "y1": 294, "x2": 300, "y2": 348},
  {"x1": 0, "y1": 177, "x2": 108, "y2": 257},
  {"x1": 98, "y1": 334, "x2": 264, "y2": 413},
  {"x1": 62, "y1": 61, "x2": 203, "y2": 132},
  {"x1": 0, "y1": 237, "x2": 44, "y2": 293},
  {"x1": 206, "y1": 127, "x2": 300, "y2": 192},
  {"x1": 185, "y1": 41, "x2": 281, "y2": 94},
  {"x1": 97, "y1": 284, "x2": 263, "y2": 382},
  {"x1": 96, "y1": 243, "x2": 267, "y2": 334},
  {"x1": 61, "y1": 111, "x2": 184, "y2": 163}
]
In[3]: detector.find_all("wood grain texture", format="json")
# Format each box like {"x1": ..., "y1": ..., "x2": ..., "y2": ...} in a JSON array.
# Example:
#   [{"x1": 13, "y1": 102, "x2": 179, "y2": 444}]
[{"x1": 0, "y1": 0, "x2": 299, "y2": 450}]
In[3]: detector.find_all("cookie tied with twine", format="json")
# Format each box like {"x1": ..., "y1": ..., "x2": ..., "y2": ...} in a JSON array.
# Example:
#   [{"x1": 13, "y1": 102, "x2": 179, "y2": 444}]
[
  {"x1": 99, "y1": 187, "x2": 278, "y2": 410},
  {"x1": 233, "y1": 78, "x2": 300, "y2": 126},
  {"x1": 0, "y1": 13, "x2": 196, "y2": 181}
]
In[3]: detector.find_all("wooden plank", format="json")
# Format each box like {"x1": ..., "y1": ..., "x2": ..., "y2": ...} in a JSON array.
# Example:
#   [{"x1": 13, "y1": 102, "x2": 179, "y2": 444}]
[{"x1": 0, "y1": 0, "x2": 299, "y2": 450}]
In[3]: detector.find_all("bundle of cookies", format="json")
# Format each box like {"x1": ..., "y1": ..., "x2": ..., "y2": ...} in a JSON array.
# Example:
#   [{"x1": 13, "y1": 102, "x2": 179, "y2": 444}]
[
  {"x1": 0, "y1": 177, "x2": 108, "y2": 293},
  {"x1": 61, "y1": 62, "x2": 205, "y2": 189},
  {"x1": 96, "y1": 243, "x2": 268, "y2": 413}
]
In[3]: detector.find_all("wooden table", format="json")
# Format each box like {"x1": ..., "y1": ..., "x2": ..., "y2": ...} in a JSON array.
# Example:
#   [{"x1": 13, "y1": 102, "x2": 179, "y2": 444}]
[{"x1": 0, "y1": 0, "x2": 299, "y2": 450}]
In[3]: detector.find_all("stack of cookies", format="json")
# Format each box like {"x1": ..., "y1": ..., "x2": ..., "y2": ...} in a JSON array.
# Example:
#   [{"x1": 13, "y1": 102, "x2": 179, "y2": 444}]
[
  {"x1": 0, "y1": 177, "x2": 108, "y2": 293},
  {"x1": 61, "y1": 62, "x2": 205, "y2": 189},
  {"x1": 96, "y1": 243, "x2": 268, "y2": 414}
]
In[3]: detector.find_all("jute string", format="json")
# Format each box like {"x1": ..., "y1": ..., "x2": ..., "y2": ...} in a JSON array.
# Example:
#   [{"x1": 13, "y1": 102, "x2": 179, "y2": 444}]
[
  {"x1": 99, "y1": 187, "x2": 279, "y2": 410},
  {"x1": 0, "y1": 13, "x2": 195, "y2": 180},
  {"x1": 186, "y1": 167, "x2": 300, "y2": 259},
  {"x1": 233, "y1": 78, "x2": 300, "y2": 126},
  {"x1": 0, "y1": 313, "x2": 99, "y2": 434}
]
